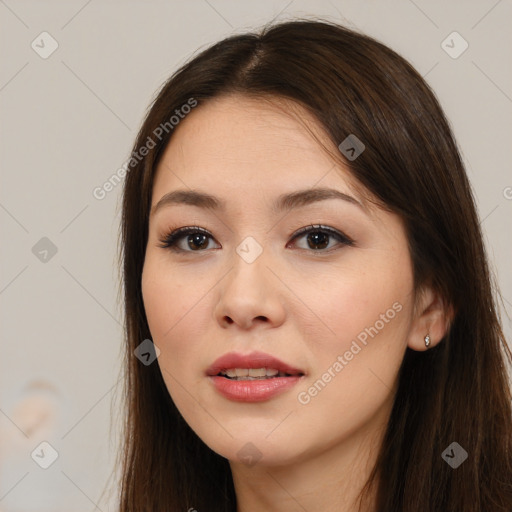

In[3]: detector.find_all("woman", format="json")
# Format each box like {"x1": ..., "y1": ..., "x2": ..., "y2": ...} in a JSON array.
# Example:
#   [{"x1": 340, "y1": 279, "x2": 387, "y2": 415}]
[{"x1": 116, "y1": 18, "x2": 512, "y2": 511}]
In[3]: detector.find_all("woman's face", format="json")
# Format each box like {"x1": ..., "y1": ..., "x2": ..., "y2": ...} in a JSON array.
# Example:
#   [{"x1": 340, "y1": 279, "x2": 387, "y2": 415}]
[{"x1": 141, "y1": 94, "x2": 417, "y2": 467}]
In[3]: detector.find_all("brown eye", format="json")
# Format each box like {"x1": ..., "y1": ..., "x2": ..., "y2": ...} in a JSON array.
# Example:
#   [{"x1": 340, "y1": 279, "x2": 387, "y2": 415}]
[
  {"x1": 185, "y1": 233, "x2": 210, "y2": 251},
  {"x1": 158, "y1": 227, "x2": 217, "y2": 252},
  {"x1": 288, "y1": 224, "x2": 354, "y2": 252},
  {"x1": 305, "y1": 231, "x2": 329, "y2": 250}
]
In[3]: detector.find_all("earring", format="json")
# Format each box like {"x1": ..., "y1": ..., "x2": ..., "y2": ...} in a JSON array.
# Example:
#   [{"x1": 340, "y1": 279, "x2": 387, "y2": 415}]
[{"x1": 424, "y1": 334, "x2": 431, "y2": 348}]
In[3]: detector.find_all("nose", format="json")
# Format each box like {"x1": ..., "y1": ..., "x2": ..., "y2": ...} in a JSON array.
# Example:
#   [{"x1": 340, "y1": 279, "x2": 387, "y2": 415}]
[{"x1": 213, "y1": 246, "x2": 286, "y2": 330}]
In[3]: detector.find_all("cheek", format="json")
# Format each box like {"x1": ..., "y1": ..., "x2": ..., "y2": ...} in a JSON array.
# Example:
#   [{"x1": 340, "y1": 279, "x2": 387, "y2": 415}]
[
  {"x1": 292, "y1": 278, "x2": 411, "y2": 443},
  {"x1": 141, "y1": 258, "x2": 214, "y2": 371},
  {"x1": 141, "y1": 260, "x2": 210, "y2": 421},
  {"x1": 294, "y1": 257, "x2": 413, "y2": 404},
  {"x1": 142, "y1": 257, "x2": 199, "y2": 337},
  {"x1": 296, "y1": 258, "x2": 411, "y2": 351}
]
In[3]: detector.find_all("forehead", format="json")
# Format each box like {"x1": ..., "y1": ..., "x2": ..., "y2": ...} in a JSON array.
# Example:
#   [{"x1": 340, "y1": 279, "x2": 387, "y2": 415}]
[{"x1": 152, "y1": 95, "x2": 363, "y2": 204}]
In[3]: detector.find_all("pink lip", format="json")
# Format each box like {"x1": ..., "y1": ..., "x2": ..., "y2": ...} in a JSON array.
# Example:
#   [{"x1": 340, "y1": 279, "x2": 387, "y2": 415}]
[
  {"x1": 206, "y1": 351, "x2": 305, "y2": 403},
  {"x1": 206, "y1": 351, "x2": 304, "y2": 376}
]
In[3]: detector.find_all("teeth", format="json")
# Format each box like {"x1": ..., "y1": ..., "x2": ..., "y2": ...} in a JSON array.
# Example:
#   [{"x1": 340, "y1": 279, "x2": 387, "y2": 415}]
[
  {"x1": 248, "y1": 368, "x2": 266, "y2": 377},
  {"x1": 220, "y1": 367, "x2": 285, "y2": 379}
]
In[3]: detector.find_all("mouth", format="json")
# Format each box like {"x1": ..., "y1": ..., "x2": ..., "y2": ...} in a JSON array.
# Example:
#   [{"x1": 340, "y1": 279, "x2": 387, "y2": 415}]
[
  {"x1": 216, "y1": 367, "x2": 305, "y2": 380},
  {"x1": 205, "y1": 351, "x2": 306, "y2": 401},
  {"x1": 205, "y1": 350, "x2": 306, "y2": 379}
]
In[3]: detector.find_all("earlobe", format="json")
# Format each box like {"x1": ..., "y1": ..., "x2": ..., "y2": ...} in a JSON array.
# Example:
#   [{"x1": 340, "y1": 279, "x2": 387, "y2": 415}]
[{"x1": 408, "y1": 286, "x2": 453, "y2": 351}]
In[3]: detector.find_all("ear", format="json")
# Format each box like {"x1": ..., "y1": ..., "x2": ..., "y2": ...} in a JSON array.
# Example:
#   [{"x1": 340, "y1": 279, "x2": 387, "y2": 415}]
[{"x1": 407, "y1": 284, "x2": 453, "y2": 351}]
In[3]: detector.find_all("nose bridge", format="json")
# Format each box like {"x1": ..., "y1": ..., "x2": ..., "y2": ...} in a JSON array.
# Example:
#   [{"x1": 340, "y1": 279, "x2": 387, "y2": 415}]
[
  {"x1": 235, "y1": 234, "x2": 266, "y2": 266},
  {"x1": 215, "y1": 233, "x2": 285, "y2": 328},
  {"x1": 228, "y1": 234, "x2": 269, "y2": 293}
]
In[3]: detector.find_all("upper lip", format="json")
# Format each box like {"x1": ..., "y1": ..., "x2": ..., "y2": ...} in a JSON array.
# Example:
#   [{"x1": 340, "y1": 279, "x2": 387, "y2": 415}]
[{"x1": 206, "y1": 351, "x2": 305, "y2": 377}]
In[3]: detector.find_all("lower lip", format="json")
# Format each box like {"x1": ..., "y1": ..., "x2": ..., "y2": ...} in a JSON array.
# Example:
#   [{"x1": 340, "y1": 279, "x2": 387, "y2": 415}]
[{"x1": 208, "y1": 375, "x2": 302, "y2": 402}]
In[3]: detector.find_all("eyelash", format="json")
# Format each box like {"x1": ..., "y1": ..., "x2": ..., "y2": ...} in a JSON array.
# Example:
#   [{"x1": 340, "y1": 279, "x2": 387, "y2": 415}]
[{"x1": 157, "y1": 224, "x2": 355, "y2": 254}]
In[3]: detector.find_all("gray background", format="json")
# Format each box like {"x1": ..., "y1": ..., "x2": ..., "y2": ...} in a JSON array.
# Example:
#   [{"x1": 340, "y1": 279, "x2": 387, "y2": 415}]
[{"x1": 1, "y1": 0, "x2": 511, "y2": 510}]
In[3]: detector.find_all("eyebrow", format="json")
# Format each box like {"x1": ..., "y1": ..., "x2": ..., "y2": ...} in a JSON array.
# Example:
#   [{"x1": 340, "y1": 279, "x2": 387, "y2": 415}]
[{"x1": 150, "y1": 187, "x2": 365, "y2": 217}]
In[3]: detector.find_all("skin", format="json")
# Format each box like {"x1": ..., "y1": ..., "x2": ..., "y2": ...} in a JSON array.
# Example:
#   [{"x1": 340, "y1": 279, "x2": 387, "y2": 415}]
[{"x1": 141, "y1": 94, "x2": 449, "y2": 512}]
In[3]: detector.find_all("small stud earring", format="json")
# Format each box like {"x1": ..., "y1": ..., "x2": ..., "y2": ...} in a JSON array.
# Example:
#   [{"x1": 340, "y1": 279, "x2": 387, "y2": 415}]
[{"x1": 424, "y1": 334, "x2": 431, "y2": 348}]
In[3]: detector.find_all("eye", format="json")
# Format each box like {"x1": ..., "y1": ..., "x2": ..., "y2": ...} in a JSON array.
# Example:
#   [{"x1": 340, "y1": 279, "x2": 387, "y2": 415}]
[
  {"x1": 157, "y1": 226, "x2": 218, "y2": 252},
  {"x1": 287, "y1": 224, "x2": 354, "y2": 252},
  {"x1": 157, "y1": 224, "x2": 354, "y2": 253}
]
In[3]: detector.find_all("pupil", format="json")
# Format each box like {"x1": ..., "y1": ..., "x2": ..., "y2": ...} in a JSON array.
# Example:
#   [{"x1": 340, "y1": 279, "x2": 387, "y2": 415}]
[
  {"x1": 308, "y1": 232, "x2": 328, "y2": 250},
  {"x1": 188, "y1": 234, "x2": 208, "y2": 250}
]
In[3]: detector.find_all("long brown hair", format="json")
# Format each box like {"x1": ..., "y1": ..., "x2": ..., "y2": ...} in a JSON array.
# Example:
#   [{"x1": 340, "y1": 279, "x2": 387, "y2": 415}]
[{"x1": 116, "y1": 18, "x2": 512, "y2": 511}]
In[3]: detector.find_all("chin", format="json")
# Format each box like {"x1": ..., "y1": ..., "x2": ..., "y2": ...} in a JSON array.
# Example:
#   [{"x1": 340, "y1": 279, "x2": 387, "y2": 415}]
[{"x1": 199, "y1": 432, "x2": 306, "y2": 468}]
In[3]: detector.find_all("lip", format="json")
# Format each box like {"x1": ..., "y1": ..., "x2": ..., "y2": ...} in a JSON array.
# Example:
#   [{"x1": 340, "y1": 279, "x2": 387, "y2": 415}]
[
  {"x1": 206, "y1": 350, "x2": 305, "y2": 376},
  {"x1": 206, "y1": 351, "x2": 306, "y2": 403}
]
